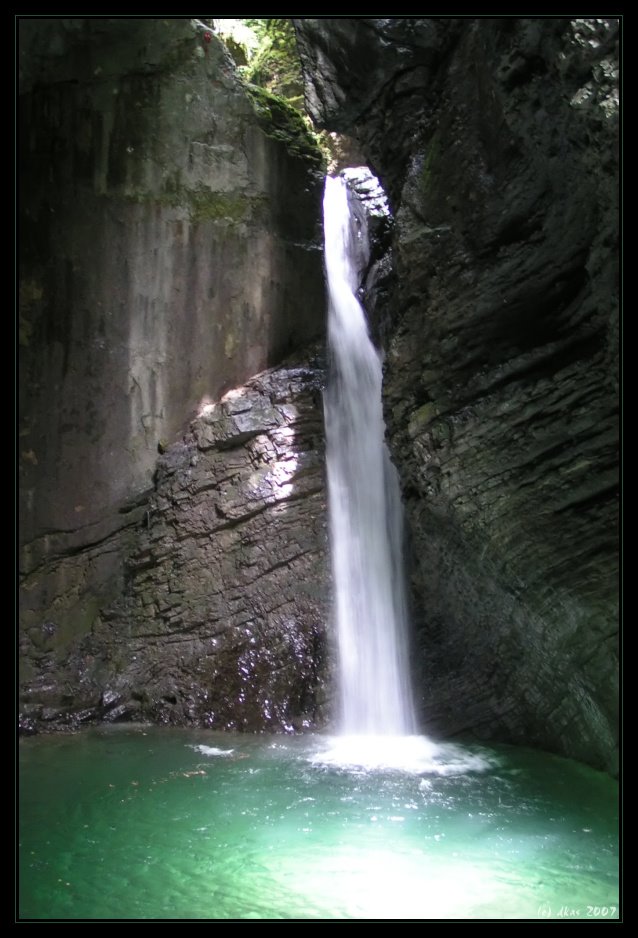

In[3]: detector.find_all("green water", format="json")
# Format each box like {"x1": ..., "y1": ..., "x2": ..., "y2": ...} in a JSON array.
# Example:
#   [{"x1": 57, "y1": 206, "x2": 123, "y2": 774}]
[{"x1": 19, "y1": 727, "x2": 619, "y2": 920}]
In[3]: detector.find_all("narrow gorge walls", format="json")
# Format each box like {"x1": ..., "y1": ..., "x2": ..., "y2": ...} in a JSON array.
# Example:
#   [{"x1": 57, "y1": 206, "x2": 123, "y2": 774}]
[{"x1": 19, "y1": 18, "x2": 619, "y2": 772}]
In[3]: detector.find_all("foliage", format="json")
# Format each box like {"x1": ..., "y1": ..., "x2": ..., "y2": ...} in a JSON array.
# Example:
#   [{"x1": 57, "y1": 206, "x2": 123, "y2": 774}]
[
  {"x1": 244, "y1": 84, "x2": 324, "y2": 169},
  {"x1": 244, "y1": 19, "x2": 305, "y2": 109},
  {"x1": 212, "y1": 18, "x2": 327, "y2": 167},
  {"x1": 213, "y1": 18, "x2": 304, "y2": 110}
]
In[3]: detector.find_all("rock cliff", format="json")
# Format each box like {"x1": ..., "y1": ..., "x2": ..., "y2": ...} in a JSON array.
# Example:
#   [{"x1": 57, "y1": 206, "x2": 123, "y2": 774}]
[
  {"x1": 20, "y1": 350, "x2": 329, "y2": 732},
  {"x1": 19, "y1": 18, "x2": 328, "y2": 731},
  {"x1": 18, "y1": 17, "x2": 619, "y2": 772},
  {"x1": 295, "y1": 17, "x2": 619, "y2": 772}
]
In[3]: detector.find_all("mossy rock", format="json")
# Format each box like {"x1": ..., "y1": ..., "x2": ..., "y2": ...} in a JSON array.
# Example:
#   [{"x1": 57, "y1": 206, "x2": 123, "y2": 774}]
[
  {"x1": 408, "y1": 402, "x2": 440, "y2": 438},
  {"x1": 123, "y1": 184, "x2": 269, "y2": 225},
  {"x1": 420, "y1": 131, "x2": 442, "y2": 195},
  {"x1": 245, "y1": 84, "x2": 325, "y2": 169},
  {"x1": 187, "y1": 188, "x2": 269, "y2": 224}
]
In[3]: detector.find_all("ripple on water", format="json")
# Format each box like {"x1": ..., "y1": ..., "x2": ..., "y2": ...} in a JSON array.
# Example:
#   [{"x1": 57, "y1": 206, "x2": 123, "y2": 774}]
[{"x1": 19, "y1": 728, "x2": 619, "y2": 920}]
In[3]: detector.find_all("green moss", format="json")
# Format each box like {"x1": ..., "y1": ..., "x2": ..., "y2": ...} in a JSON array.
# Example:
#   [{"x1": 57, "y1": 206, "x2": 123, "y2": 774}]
[
  {"x1": 225, "y1": 35, "x2": 249, "y2": 67},
  {"x1": 420, "y1": 131, "x2": 441, "y2": 194},
  {"x1": 214, "y1": 18, "x2": 303, "y2": 104},
  {"x1": 122, "y1": 190, "x2": 174, "y2": 209},
  {"x1": 245, "y1": 83, "x2": 325, "y2": 169},
  {"x1": 224, "y1": 330, "x2": 237, "y2": 358},
  {"x1": 19, "y1": 280, "x2": 43, "y2": 347},
  {"x1": 188, "y1": 189, "x2": 269, "y2": 224},
  {"x1": 122, "y1": 184, "x2": 268, "y2": 225},
  {"x1": 430, "y1": 420, "x2": 451, "y2": 445},
  {"x1": 19, "y1": 314, "x2": 33, "y2": 347},
  {"x1": 163, "y1": 169, "x2": 182, "y2": 196},
  {"x1": 408, "y1": 402, "x2": 440, "y2": 438},
  {"x1": 213, "y1": 20, "x2": 327, "y2": 163},
  {"x1": 243, "y1": 19, "x2": 304, "y2": 100}
]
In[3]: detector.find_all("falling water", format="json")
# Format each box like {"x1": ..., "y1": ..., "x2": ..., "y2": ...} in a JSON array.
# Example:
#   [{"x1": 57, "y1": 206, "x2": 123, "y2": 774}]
[{"x1": 323, "y1": 174, "x2": 416, "y2": 737}]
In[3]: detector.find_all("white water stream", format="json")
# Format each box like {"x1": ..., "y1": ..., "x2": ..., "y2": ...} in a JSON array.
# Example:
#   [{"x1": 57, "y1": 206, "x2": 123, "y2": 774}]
[{"x1": 323, "y1": 174, "x2": 416, "y2": 738}]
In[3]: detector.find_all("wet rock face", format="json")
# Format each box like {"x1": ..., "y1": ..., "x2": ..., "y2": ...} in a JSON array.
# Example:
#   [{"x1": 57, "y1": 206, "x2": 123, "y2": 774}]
[
  {"x1": 295, "y1": 18, "x2": 619, "y2": 772},
  {"x1": 19, "y1": 18, "x2": 326, "y2": 714},
  {"x1": 20, "y1": 351, "x2": 330, "y2": 732}
]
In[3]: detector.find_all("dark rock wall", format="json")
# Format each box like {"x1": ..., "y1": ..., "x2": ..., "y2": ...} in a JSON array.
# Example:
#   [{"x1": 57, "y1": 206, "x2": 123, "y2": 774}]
[
  {"x1": 295, "y1": 17, "x2": 619, "y2": 772},
  {"x1": 19, "y1": 18, "x2": 328, "y2": 729},
  {"x1": 20, "y1": 351, "x2": 329, "y2": 732}
]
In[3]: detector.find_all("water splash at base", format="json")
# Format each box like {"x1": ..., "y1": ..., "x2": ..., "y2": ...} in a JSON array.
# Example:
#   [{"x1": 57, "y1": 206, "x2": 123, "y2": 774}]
[{"x1": 311, "y1": 734, "x2": 494, "y2": 775}]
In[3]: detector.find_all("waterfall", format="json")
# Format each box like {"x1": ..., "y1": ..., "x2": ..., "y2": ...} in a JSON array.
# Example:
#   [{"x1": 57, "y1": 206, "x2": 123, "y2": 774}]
[{"x1": 323, "y1": 174, "x2": 416, "y2": 737}]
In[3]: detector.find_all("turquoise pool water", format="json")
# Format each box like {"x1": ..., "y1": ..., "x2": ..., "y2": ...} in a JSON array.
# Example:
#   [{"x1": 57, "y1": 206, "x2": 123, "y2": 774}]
[{"x1": 19, "y1": 727, "x2": 619, "y2": 920}]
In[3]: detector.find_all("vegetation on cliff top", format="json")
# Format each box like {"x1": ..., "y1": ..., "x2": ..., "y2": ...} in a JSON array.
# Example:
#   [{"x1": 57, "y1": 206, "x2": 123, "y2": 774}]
[
  {"x1": 213, "y1": 18, "x2": 304, "y2": 107},
  {"x1": 212, "y1": 18, "x2": 327, "y2": 168}
]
